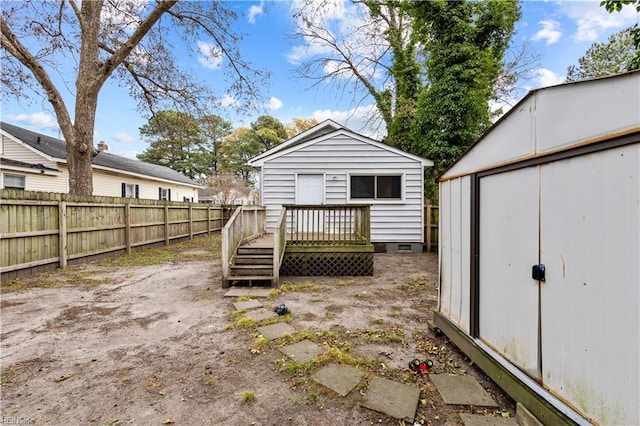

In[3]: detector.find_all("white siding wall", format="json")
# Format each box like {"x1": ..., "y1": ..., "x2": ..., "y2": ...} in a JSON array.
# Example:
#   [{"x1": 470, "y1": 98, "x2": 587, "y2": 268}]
[
  {"x1": 0, "y1": 169, "x2": 67, "y2": 192},
  {"x1": 93, "y1": 169, "x2": 199, "y2": 201},
  {"x1": 261, "y1": 135, "x2": 425, "y2": 243},
  {"x1": 1, "y1": 135, "x2": 58, "y2": 167}
]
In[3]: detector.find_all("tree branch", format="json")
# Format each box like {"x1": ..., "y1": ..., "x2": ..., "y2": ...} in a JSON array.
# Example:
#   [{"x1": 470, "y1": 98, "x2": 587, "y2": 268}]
[{"x1": 0, "y1": 20, "x2": 74, "y2": 144}]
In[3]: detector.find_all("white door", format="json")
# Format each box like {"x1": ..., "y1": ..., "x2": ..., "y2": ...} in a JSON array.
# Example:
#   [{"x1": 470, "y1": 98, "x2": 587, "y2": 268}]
[
  {"x1": 295, "y1": 174, "x2": 325, "y2": 233},
  {"x1": 539, "y1": 145, "x2": 639, "y2": 425},
  {"x1": 296, "y1": 174, "x2": 325, "y2": 204},
  {"x1": 479, "y1": 167, "x2": 541, "y2": 379}
]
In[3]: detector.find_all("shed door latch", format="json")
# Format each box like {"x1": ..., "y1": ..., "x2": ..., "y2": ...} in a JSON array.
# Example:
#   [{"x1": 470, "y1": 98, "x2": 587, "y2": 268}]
[{"x1": 532, "y1": 264, "x2": 546, "y2": 281}]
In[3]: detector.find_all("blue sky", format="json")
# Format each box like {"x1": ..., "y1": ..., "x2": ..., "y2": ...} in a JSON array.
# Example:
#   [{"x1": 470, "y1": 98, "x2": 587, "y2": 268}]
[{"x1": 2, "y1": 0, "x2": 638, "y2": 160}]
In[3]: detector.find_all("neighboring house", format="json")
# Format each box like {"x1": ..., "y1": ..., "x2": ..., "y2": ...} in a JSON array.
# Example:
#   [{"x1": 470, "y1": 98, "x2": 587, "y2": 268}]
[
  {"x1": 0, "y1": 122, "x2": 201, "y2": 201},
  {"x1": 247, "y1": 119, "x2": 433, "y2": 252},
  {"x1": 198, "y1": 186, "x2": 258, "y2": 205},
  {"x1": 437, "y1": 71, "x2": 639, "y2": 425}
]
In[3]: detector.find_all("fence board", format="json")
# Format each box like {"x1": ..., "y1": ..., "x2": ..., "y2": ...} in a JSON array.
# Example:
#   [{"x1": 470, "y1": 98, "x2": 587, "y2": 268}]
[{"x1": 1, "y1": 189, "x2": 230, "y2": 280}]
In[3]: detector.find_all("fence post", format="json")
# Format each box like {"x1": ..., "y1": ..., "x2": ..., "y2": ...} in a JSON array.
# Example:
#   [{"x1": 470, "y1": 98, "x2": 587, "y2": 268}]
[
  {"x1": 425, "y1": 199, "x2": 432, "y2": 252},
  {"x1": 58, "y1": 201, "x2": 67, "y2": 268},
  {"x1": 188, "y1": 204, "x2": 193, "y2": 240},
  {"x1": 207, "y1": 206, "x2": 211, "y2": 236},
  {"x1": 164, "y1": 204, "x2": 170, "y2": 246},
  {"x1": 125, "y1": 200, "x2": 131, "y2": 254}
]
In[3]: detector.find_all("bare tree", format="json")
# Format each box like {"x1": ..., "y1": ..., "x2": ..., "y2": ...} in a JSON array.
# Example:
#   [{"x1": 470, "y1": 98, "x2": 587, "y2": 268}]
[
  {"x1": 289, "y1": 0, "x2": 417, "y2": 148},
  {"x1": 1, "y1": 0, "x2": 266, "y2": 195},
  {"x1": 202, "y1": 170, "x2": 251, "y2": 205}
]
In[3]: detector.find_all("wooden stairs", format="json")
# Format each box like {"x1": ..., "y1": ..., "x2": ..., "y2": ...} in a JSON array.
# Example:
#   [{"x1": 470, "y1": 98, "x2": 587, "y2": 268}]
[{"x1": 228, "y1": 234, "x2": 275, "y2": 285}]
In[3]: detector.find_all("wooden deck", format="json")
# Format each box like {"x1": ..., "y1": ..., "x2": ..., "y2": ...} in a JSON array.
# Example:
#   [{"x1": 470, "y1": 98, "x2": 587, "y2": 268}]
[{"x1": 223, "y1": 204, "x2": 374, "y2": 288}]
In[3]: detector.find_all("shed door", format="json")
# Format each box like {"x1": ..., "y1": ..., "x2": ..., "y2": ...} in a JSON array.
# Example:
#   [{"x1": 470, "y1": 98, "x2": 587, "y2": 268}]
[
  {"x1": 539, "y1": 145, "x2": 639, "y2": 424},
  {"x1": 479, "y1": 167, "x2": 541, "y2": 379}
]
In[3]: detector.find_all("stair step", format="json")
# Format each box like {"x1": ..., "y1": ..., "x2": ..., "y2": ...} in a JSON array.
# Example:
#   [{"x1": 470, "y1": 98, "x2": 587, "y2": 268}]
[
  {"x1": 229, "y1": 275, "x2": 275, "y2": 282},
  {"x1": 234, "y1": 256, "x2": 273, "y2": 265},
  {"x1": 230, "y1": 265, "x2": 273, "y2": 276},
  {"x1": 238, "y1": 247, "x2": 273, "y2": 255}
]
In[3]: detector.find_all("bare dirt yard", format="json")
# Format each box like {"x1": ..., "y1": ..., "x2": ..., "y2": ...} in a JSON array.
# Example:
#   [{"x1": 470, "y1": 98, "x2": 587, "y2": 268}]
[{"x1": 1, "y1": 233, "x2": 514, "y2": 425}]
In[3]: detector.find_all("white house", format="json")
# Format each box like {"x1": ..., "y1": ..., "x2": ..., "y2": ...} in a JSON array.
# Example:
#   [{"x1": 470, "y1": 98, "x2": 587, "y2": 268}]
[
  {"x1": 1, "y1": 122, "x2": 201, "y2": 201},
  {"x1": 247, "y1": 120, "x2": 433, "y2": 252},
  {"x1": 436, "y1": 71, "x2": 639, "y2": 425}
]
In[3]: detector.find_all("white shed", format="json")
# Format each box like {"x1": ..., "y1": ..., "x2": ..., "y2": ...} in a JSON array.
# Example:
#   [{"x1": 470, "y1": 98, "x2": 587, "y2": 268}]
[
  {"x1": 248, "y1": 120, "x2": 433, "y2": 252},
  {"x1": 436, "y1": 71, "x2": 639, "y2": 425}
]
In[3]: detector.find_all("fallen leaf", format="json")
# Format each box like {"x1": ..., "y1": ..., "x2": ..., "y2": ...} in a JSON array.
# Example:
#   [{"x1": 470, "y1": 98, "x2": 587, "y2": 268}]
[
  {"x1": 163, "y1": 419, "x2": 174, "y2": 424},
  {"x1": 54, "y1": 372, "x2": 74, "y2": 382}
]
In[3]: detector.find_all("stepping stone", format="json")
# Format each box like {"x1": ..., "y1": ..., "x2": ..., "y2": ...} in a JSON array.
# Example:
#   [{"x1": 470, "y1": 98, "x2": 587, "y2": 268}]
[
  {"x1": 257, "y1": 323, "x2": 295, "y2": 340},
  {"x1": 430, "y1": 374, "x2": 498, "y2": 407},
  {"x1": 224, "y1": 288, "x2": 272, "y2": 298},
  {"x1": 363, "y1": 377, "x2": 420, "y2": 422},
  {"x1": 459, "y1": 413, "x2": 517, "y2": 426},
  {"x1": 225, "y1": 288, "x2": 251, "y2": 297},
  {"x1": 233, "y1": 299, "x2": 263, "y2": 311},
  {"x1": 248, "y1": 288, "x2": 272, "y2": 298},
  {"x1": 312, "y1": 363, "x2": 363, "y2": 397},
  {"x1": 279, "y1": 339, "x2": 324, "y2": 363},
  {"x1": 244, "y1": 309, "x2": 278, "y2": 322}
]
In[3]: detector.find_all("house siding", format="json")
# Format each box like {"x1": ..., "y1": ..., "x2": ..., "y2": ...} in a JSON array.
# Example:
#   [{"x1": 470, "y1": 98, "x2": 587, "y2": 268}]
[
  {"x1": 2, "y1": 135, "x2": 57, "y2": 167},
  {"x1": 0, "y1": 169, "x2": 67, "y2": 192},
  {"x1": 261, "y1": 135, "x2": 424, "y2": 243},
  {"x1": 93, "y1": 168, "x2": 199, "y2": 201}
]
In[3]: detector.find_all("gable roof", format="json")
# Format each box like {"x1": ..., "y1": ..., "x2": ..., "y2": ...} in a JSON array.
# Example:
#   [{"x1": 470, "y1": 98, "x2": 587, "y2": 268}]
[
  {"x1": 439, "y1": 70, "x2": 640, "y2": 180},
  {"x1": 1, "y1": 122, "x2": 201, "y2": 187},
  {"x1": 247, "y1": 119, "x2": 433, "y2": 167}
]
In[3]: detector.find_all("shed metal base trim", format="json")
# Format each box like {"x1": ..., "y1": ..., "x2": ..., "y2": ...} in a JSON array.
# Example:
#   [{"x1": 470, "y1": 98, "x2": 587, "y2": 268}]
[{"x1": 434, "y1": 311, "x2": 589, "y2": 426}]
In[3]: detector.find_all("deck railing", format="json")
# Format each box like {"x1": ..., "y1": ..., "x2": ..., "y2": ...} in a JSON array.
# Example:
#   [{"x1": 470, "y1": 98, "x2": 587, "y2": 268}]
[
  {"x1": 273, "y1": 207, "x2": 287, "y2": 286},
  {"x1": 221, "y1": 205, "x2": 266, "y2": 286},
  {"x1": 282, "y1": 204, "x2": 371, "y2": 246}
]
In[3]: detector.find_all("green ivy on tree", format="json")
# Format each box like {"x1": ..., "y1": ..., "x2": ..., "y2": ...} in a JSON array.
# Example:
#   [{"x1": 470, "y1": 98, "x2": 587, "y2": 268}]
[{"x1": 410, "y1": 0, "x2": 520, "y2": 198}]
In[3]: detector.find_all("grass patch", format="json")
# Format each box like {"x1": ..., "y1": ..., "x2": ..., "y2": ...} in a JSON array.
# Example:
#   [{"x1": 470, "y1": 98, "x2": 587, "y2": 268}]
[
  {"x1": 241, "y1": 390, "x2": 255, "y2": 402},
  {"x1": 268, "y1": 282, "x2": 327, "y2": 298},
  {"x1": 99, "y1": 234, "x2": 220, "y2": 268},
  {"x1": 1, "y1": 269, "x2": 118, "y2": 291},
  {"x1": 370, "y1": 317, "x2": 384, "y2": 325}
]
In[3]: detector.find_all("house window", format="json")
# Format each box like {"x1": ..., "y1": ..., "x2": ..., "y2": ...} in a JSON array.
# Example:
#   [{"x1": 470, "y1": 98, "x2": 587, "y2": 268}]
[
  {"x1": 121, "y1": 183, "x2": 139, "y2": 198},
  {"x1": 3, "y1": 173, "x2": 26, "y2": 189},
  {"x1": 350, "y1": 175, "x2": 402, "y2": 200},
  {"x1": 159, "y1": 187, "x2": 171, "y2": 201}
]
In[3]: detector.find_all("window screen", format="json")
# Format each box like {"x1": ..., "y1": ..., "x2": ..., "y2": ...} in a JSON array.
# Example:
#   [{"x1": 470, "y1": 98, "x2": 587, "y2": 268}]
[
  {"x1": 350, "y1": 175, "x2": 401, "y2": 200},
  {"x1": 3, "y1": 173, "x2": 25, "y2": 189}
]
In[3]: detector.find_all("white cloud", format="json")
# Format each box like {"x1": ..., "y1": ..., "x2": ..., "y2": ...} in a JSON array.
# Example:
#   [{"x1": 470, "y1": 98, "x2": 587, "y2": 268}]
[
  {"x1": 560, "y1": 2, "x2": 638, "y2": 42},
  {"x1": 113, "y1": 132, "x2": 135, "y2": 143},
  {"x1": 217, "y1": 94, "x2": 239, "y2": 108},
  {"x1": 117, "y1": 150, "x2": 141, "y2": 160},
  {"x1": 248, "y1": 1, "x2": 265, "y2": 24},
  {"x1": 264, "y1": 97, "x2": 283, "y2": 111},
  {"x1": 311, "y1": 104, "x2": 384, "y2": 139},
  {"x1": 532, "y1": 20, "x2": 562, "y2": 45},
  {"x1": 7, "y1": 112, "x2": 59, "y2": 129},
  {"x1": 197, "y1": 41, "x2": 223, "y2": 70},
  {"x1": 532, "y1": 68, "x2": 565, "y2": 88}
]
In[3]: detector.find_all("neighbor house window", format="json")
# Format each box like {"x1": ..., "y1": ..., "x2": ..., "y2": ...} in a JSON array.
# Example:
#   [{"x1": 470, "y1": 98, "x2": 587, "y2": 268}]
[
  {"x1": 159, "y1": 187, "x2": 171, "y2": 201},
  {"x1": 3, "y1": 173, "x2": 26, "y2": 189},
  {"x1": 350, "y1": 175, "x2": 402, "y2": 200},
  {"x1": 121, "y1": 183, "x2": 139, "y2": 198}
]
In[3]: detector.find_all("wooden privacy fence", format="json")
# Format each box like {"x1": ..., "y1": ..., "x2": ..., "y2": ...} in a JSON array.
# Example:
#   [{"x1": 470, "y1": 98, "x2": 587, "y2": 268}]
[
  {"x1": 424, "y1": 200, "x2": 439, "y2": 252},
  {"x1": 0, "y1": 189, "x2": 233, "y2": 280}
]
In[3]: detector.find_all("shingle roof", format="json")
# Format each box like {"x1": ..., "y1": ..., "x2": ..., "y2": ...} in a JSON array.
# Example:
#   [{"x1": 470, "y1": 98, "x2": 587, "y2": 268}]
[{"x1": 1, "y1": 122, "x2": 200, "y2": 187}]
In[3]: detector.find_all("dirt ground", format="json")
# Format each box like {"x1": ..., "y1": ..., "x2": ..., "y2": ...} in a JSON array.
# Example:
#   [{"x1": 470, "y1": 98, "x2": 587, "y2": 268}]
[{"x1": 0, "y1": 234, "x2": 514, "y2": 425}]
